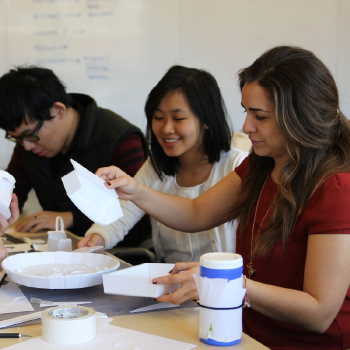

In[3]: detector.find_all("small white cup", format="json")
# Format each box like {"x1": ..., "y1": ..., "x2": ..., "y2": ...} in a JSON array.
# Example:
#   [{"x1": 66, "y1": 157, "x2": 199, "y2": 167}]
[{"x1": 0, "y1": 170, "x2": 16, "y2": 220}]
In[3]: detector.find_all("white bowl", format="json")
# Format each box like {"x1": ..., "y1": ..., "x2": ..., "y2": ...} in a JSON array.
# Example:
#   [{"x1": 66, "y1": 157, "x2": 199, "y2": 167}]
[{"x1": 1, "y1": 251, "x2": 120, "y2": 289}]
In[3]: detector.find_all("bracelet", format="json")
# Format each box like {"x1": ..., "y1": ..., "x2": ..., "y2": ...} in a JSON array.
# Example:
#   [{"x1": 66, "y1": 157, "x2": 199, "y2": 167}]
[{"x1": 243, "y1": 275, "x2": 251, "y2": 308}]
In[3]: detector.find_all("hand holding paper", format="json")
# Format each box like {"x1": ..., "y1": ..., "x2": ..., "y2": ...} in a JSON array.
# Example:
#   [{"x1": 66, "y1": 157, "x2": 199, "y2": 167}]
[
  {"x1": 103, "y1": 263, "x2": 180, "y2": 298},
  {"x1": 77, "y1": 233, "x2": 105, "y2": 250},
  {"x1": 152, "y1": 262, "x2": 200, "y2": 304},
  {"x1": 95, "y1": 165, "x2": 141, "y2": 201}
]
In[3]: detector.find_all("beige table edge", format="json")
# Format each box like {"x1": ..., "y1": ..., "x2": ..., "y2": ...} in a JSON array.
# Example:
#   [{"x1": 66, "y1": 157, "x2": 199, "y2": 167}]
[{"x1": 0, "y1": 308, "x2": 268, "y2": 350}]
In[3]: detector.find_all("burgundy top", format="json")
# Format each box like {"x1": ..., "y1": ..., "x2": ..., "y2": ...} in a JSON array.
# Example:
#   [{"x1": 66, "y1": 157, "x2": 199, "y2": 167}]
[{"x1": 236, "y1": 157, "x2": 350, "y2": 350}]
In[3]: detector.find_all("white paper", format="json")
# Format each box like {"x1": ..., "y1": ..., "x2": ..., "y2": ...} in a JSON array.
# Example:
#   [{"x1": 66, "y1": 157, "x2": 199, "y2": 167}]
[
  {"x1": 3, "y1": 320, "x2": 196, "y2": 350},
  {"x1": 130, "y1": 302, "x2": 180, "y2": 313},
  {"x1": 194, "y1": 274, "x2": 245, "y2": 308},
  {"x1": 62, "y1": 159, "x2": 124, "y2": 225},
  {"x1": 45, "y1": 216, "x2": 72, "y2": 252},
  {"x1": 32, "y1": 244, "x2": 47, "y2": 252},
  {"x1": 194, "y1": 274, "x2": 246, "y2": 343},
  {"x1": 103, "y1": 263, "x2": 179, "y2": 298},
  {"x1": 0, "y1": 281, "x2": 34, "y2": 314},
  {"x1": 0, "y1": 311, "x2": 42, "y2": 329},
  {"x1": 22, "y1": 238, "x2": 46, "y2": 244},
  {"x1": 4, "y1": 243, "x2": 32, "y2": 253},
  {"x1": 46, "y1": 231, "x2": 72, "y2": 252},
  {"x1": 73, "y1": 246, "x2": 104, "y2": 253},
  {"x1": 39, "y1": 301, "x2": 92, "y2": 307}
]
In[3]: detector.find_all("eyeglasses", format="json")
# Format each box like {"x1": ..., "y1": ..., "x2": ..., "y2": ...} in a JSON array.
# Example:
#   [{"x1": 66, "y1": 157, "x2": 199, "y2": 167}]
[{"x1": 5, "y1": 120, "x2": 44, "y2": 143}]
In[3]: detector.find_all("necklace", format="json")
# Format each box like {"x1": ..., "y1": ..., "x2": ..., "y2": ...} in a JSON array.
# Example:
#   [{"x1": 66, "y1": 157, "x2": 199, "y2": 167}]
[{"x1": 247, "y1": 175, "x2": 270, "y2": 279}]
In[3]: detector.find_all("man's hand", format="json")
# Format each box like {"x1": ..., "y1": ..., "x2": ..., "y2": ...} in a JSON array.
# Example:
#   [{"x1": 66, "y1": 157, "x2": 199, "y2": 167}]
[{"x1": 15, "y1": 211, "x2": 73, "y2": 233}]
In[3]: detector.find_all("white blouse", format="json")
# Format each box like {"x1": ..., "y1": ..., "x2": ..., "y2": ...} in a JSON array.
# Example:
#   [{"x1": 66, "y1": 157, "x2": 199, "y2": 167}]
[{"x1": 85, "y1": 146, "x2": 248, "y2": 263}]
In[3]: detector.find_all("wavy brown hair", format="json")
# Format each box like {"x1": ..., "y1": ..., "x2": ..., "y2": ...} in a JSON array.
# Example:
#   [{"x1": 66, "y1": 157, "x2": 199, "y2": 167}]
[{"x1": 230, "y1": 46, "x2": 350, "y2": 256}]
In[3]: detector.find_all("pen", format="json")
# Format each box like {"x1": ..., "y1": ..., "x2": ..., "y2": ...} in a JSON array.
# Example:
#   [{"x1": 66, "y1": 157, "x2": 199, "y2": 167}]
[
  {"x1": 0, "y1": 333, "x2": 31, "y2": 338},
  {"x1": 4, "y1": 234, "x2": 24, "y2": 244}
]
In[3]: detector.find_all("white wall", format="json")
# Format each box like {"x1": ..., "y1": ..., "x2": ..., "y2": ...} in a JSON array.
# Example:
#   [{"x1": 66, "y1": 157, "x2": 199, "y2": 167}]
[{"x1": 0, "y1": 0, "x2": 349, "y2": 169}]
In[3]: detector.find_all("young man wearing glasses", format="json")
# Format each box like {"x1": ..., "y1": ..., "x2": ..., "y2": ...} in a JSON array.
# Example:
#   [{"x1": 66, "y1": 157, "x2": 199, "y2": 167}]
[{"x1": 0, "y1": 66, "x2": 151, "y2": 246}]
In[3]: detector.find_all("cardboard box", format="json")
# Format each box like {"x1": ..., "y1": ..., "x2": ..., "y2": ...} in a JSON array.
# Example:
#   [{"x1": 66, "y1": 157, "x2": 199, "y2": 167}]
[{"x1": 103, "y1": 263, "x2": 180, "y2": 298}]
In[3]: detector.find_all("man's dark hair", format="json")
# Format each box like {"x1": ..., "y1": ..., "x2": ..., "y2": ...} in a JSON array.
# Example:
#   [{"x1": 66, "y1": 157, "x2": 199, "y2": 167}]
[{"x1": 0, "y1": 66, "x2": 72, "y2": 131}]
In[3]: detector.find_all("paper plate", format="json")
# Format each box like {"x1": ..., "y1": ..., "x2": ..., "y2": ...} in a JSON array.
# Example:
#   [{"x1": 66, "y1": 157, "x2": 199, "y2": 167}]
[{"x1": 1, "y1": 251, "x2": 120, "y2": 289}]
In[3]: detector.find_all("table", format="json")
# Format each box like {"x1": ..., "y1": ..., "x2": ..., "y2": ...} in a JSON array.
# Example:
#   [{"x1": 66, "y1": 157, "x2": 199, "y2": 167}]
[
  {"x1": 0, "y1": 231, "x2": 268, "y2": 349},
  {"x1": 0, "y1": 308, "x2": 268, "y2": 350}
]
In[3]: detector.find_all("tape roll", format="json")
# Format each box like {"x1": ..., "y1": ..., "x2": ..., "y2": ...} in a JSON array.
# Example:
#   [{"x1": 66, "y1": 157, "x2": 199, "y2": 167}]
[{"x1": 41, "y1": 306, "x2": 96, "y2": 345}]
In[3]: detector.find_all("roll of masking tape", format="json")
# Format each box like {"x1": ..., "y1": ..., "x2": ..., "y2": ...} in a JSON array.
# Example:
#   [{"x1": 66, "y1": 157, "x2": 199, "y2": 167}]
[{"x1": 41, "y1": 305, "x2": 96, "y2": 345}]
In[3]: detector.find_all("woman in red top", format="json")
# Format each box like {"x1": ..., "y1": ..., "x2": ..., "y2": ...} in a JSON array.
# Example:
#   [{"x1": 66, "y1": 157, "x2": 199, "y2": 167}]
[{"x1": 95, "y1": 46, "x2": 350, "y2": 350}]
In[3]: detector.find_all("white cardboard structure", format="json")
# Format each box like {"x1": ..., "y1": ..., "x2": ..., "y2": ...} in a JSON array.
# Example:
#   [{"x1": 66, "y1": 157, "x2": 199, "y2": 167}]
[
  {"x1": 1, "y1": 251, "x2": 120, "y2": 289},
  {"x1": 0, "y1": 170, "x2": 15, "y2": 220},
  {"x1": 103, "y1": 263, "x2": 180, "y2": 298},
  {"x1": 46, "y1": 216, "x2": 72, "y2": 252},
  {"x1": 62, "y1": 159, "x2": 124, "y2": 225}
]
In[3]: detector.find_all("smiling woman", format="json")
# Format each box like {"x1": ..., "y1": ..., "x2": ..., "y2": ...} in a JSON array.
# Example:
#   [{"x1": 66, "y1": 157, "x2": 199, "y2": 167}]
[
  {"x1": 79, "y1": 65, "x2": 248, "y2": 262},
  {"x1": 151, "y1": 89, "x2": 209, "y2": 185}
]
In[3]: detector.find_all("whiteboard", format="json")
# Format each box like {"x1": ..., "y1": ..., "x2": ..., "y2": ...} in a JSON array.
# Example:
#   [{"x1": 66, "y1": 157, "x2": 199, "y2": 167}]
[{"x1": 0, "y1": 0, "x2": 349, "y2": 169}]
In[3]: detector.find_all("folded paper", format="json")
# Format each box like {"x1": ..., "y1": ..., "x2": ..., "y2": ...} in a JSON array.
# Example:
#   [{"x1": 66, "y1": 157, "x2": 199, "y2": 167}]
[
  {"x1": 46, "y1": 216, "x2": 72, "y2": 252},
  {"x1": 103, "y1": 263, "x2": 179, "y2": 298},
  {"x1": 0, "y1": 280, "x2": 34, "y2": 314},
  {"x1": 0, "y1": 311, "x2": 42, "y2": 329},
  {"x1": 62, "y1": 159, "x2": 124, "y2": 225}
]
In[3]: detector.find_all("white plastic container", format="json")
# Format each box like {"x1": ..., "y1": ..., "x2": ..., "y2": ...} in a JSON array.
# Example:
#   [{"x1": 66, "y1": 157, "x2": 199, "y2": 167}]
[
  {"x1": 198, "y1": 252, "x2": 244, "y2": 346},
  {"x1": 0, "y1": 170, "x2": 15, "y2": 220}
]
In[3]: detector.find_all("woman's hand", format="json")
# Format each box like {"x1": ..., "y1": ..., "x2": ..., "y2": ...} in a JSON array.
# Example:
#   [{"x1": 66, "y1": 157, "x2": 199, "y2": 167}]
[
  {"x1": 77, "y1": 233, "x2": 105, "y2": 249},
  {"x1": 96, "y1": 166, "x2": 141, "y2": 201},
  {"x1": 152, "y1": 262, "x2": 200, "y2": 305},
  {"x1": 97, "y1": 166, "x2": 241, "y2": 234},
  {"x1": 15, "y1": 211, "x2": 73, "y2": 233},
  {"x1": 0, "y1": 194, "x2": 19, "y2": 235}
]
